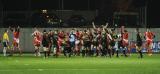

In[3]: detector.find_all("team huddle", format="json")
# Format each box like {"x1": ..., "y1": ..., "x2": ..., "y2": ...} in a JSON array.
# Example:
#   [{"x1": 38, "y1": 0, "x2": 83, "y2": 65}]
[{"x1": 2, "y1": 22, "x2": 155, "y2": 58}]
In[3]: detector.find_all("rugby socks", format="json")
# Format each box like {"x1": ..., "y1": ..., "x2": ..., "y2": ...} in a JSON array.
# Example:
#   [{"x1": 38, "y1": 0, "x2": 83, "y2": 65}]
[
  {"x1": 139, "y1": 50, "x2": 143, "y2": 58},
  {"x1": 53, "y1": 48, "x2": 56, "y2": 55},
  {"x1": 44, "y1": 51, "x2": 47, "y2": 58},
  {"x1": 38, "y1": 51, "x2": 41, "y2": 56},
  {"x1": 48, "y1": 48, "x2": 51, "y2": 56},
  {"x1": 112, "y1": 48, "x2": 115, "y2": 56},
  {"x1": 108, "y1": 49, "x2": 111, "y2": 58},
  {"x1": 96, "y1": 49, "x2": 99, "y2": 56},
  {"x1": 149, "y1": 49, "x2": 152, "y2": 56},
  {"x1": 123, "y1": 47, "x2": 127, "y2": 57},
  {"x1": 82, "y1": 50, "x2": 85, "y2": 57},
  {"x1": 47, "y1": 50, "x2": 50, "y2": 56},
  {"x1": 35, "y1": 49, "x2": 37, "y2": 56},
  {"x1": 3, "y1": 47, "x2": 6, "y2": 56},
  {"x1": 116, "y1": 50, "x2": 119, "y2": 57}
]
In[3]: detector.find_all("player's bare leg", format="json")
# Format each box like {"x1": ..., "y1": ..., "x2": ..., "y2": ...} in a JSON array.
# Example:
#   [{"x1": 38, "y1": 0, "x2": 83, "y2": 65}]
[
  {"x1": 96, "y1": 45, "x2": 100, "y2": 56},
  {"x1": 108, "y1": 45, "x2": 112, "y2": 58},
  {"x1": 9, "y1": 45, "x2": 14, "y2": 56},
  {"x1": 17, "y1": 44, "x2": 22, "y2": 56},
  {"x1": 34, "y1": 46, "x2": 40, "y2": 56},
  {"x1": 127, "y1": 46, "x2": 131, "y2": 56},
  {"x1": 148, "y1": 43, "x2": 153, "y2": 56}
]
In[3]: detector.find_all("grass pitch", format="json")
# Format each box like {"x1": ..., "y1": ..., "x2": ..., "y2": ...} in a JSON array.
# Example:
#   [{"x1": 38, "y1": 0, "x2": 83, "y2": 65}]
[{"x1": 0, "y1": 53, "x2": 160, "y2": 74}]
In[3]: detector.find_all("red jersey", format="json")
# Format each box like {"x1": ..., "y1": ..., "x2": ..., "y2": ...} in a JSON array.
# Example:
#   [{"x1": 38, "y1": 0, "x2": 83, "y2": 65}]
[
  {"x1": 76, "y1": 32, "x2": 80, "y2": 39},
  {"x1": 58, "y1": 32, "x2": 65, "y2": 39},
  {"x1": 145, "y1": 32, "x2": 154, "y2": 42},
  {"x1": 123, "y1": 32, "x2": 128, "y2": 40},
  {"x1": 33, "y1": 31, "x2": 42, "y2": 46},
  {"x1": 13, "y1": 31, "x2": 20, "y2": 46},
  {"x1": 13, "y1": 31, "x2": 20, "y2": 38},
  {"x1": 58, "y1": 32, "x2": 65, "y2": 46},
  {"x1": 65, "y1": 34, "x2": 70, "y2": 47},
  {"x1": 122, "y1": 32, "x2": 129, "y2": 46}
]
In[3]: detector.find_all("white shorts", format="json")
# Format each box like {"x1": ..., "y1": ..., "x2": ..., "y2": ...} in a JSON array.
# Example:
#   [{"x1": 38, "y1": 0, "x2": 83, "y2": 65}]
[
  {"x1": 35, "y1": 46, "x2": 40, "y2": 50},
  {"x1": 75, "y1": 40, "x2": 80, "y2": 45},
  {"x1": 114, "y1": 42, "x2": 119, "y2": 50},
  {"x1": 43, "y1": 47, "x2": 48, "y2": 51},
  {"x1": 14, "y1": 38, "x2": 20, "y2": 43}
]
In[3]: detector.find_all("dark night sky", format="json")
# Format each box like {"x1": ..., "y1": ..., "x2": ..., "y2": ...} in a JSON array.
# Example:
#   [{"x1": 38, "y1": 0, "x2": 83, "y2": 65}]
[
  {"x1": 0, "y1": 0, "x2": 159, "y2": 26},
  {"x1": 1, "y1": 0, "x2": 98, "y2": 10}
]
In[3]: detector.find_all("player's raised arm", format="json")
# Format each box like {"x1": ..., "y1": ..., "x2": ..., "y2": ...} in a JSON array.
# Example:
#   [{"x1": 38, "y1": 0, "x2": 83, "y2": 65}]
[
  {"x1": 139, "y1": 32, "x2": 143, "y2": 40},
  {"x1": 31, "y1": 31, "x2": 35, "y2": 36},
  {"x1": 104, "y1": 22, "x2": 109, "y2": 29},
  {"x1": 9, "y1": 26, "x2": 13, "y2": 32},
  {"x1": 17, "y1": 25, "x2": 20, "y2": 32},
  {"x1": 32, "y1": 28, "x2": 36, "y2": 36},
  {"x1": 102, "y1": 22, "x2": 109, "y2": 31},
  {"x1": 121, "y1": 26, "x2": 125, "y2": 34},
  {"x1": 92, "y1": 22, "x2": 96, "y2": 29}
]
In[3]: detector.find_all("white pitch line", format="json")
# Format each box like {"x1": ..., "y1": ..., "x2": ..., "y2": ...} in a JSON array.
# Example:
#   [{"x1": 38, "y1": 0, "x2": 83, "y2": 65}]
[
  {"x1": 0, "y1": 68, "x2": 158, "y2": 72},
  {"x1": 0, "y1": 68, "x2": 121, "y2": 71},
  {"x1": 24, "y1": 64, "x2": 29, "y2": 66}
]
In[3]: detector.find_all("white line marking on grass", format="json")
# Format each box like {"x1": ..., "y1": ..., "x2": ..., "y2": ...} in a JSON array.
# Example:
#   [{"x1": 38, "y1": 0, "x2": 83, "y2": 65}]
[
  {"x1": 0, "y1": 68, "x2": 123, "y2": 71},
  {"x1": 37, "y1": 69, "x2": 43, "y2": 71},
  {"x1": 0, "y1": 68, "x2": 159, "y2": 72}
]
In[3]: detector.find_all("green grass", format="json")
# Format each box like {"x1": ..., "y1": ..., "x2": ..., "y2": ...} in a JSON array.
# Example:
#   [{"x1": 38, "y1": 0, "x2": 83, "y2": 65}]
[{"x1": 0, "y1": 54, "x2": 160, "y2": 74}]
